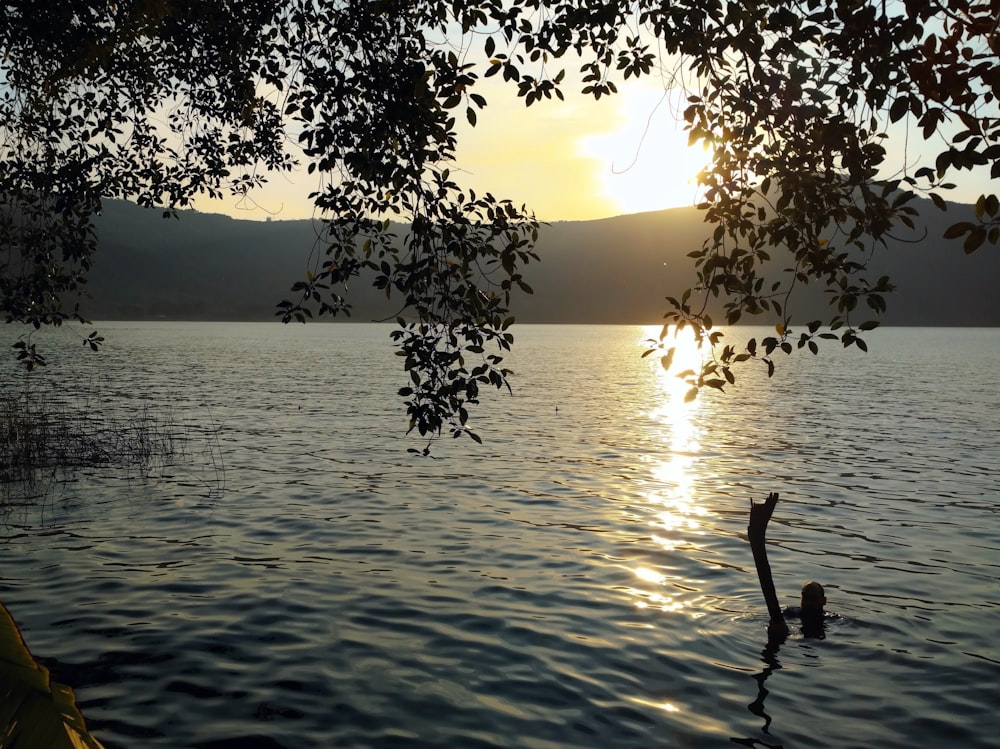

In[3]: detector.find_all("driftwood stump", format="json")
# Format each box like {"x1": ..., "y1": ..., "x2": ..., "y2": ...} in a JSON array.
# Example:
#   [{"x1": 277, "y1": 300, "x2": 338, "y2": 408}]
[{"x1": 748, "y1": 492, "x2": 789, "y2": 638}]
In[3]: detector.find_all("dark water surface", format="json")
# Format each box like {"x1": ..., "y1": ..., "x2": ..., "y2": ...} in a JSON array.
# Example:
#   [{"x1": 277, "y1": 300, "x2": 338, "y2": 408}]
[{"x1": 1, "y1": 323, "x2": 998, "y2": 748}]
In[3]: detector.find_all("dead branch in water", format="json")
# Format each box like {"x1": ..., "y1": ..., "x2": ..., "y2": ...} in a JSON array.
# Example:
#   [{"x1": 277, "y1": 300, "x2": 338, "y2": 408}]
[{"x1": 748, "y1": 492, "x2": 789, "y2": 639}]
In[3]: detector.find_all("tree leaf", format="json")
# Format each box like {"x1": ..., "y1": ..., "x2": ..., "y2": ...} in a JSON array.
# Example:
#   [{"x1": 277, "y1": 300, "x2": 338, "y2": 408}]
[
  {"x1": 661, "y1": 347, "x2": 676, "y2": 372},
  {"x1": 0, "y1": 600, "x2": 106, "y2": 749},
  {"x1": 964, "y1": 227, "x2": 986, "y2": 254},
  {"x1": 943, "y1": 222, "x2": 973, "y2": 239}
]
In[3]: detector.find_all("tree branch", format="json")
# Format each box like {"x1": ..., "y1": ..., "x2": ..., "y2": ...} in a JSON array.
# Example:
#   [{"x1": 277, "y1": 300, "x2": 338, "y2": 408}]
[{"x1": 748, "y1": 491, "x2": 789, "y2": 637}]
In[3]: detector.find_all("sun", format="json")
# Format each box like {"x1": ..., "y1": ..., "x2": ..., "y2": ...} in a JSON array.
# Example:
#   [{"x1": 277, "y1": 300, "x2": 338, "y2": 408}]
[{"x1": 578, "y1": 85, "x2": 712, "y2": 215}]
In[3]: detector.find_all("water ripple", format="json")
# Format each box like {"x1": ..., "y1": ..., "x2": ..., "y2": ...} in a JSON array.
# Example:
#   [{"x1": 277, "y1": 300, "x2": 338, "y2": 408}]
[{"x1": 1, "y1": 324, "x2": 998, "y2": 748}]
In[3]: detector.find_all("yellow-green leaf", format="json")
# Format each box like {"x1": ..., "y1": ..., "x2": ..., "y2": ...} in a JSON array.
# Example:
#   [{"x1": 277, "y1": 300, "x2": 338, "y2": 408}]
[
  {"x1": 0, "y1": 600, "x2": 106, "y2": 749},
  {"x1": 660, "y1": 347, "x2": 676, "y2": 372}
]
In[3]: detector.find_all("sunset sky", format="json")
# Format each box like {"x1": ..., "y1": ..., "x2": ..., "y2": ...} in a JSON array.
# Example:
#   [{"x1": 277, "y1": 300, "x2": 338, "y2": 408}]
[{"x1": 198, "y1": 77, "x2": 991, "y2": 224}]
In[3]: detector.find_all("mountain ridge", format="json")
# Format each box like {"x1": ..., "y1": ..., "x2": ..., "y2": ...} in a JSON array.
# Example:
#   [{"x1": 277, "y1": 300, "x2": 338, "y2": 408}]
[{"x1": 84, "y1": 199, "x2": 1000, "y2": 326}]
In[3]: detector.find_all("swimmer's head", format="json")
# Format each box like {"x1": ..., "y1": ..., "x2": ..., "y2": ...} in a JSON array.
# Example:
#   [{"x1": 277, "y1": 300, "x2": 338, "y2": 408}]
[{"x1": 800, "y1": 581, "x2": 827, "y2": 614}]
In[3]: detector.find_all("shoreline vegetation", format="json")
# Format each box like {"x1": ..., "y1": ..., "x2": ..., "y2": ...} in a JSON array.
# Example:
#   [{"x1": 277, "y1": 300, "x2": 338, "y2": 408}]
[
  {"x1": 0, "y1": 382, "x2": 225, "y2": 503},
  {"x1": 0, "y1": 368, "x2": 221, "y2": 747},
  {"x1": 1, "y1": 390, "x2": 176, "y2": 483}
]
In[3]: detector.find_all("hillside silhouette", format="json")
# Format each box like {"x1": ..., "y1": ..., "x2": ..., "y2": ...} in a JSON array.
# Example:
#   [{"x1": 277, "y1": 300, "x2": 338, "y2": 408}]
[{"x1": 86, "y1": 199, "x2": 999, "y2": 325}]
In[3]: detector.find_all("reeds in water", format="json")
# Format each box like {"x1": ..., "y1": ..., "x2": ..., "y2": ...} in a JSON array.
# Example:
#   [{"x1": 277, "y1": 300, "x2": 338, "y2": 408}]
[{"x1": 1, "y1": 390, "x2": 179, "y2": 485}]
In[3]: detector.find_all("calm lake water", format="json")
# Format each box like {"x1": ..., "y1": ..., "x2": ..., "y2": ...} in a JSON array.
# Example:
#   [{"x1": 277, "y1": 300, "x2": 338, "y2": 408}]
[{"x1": 1, "y1": 322, "x2": 998, "y2": 749}]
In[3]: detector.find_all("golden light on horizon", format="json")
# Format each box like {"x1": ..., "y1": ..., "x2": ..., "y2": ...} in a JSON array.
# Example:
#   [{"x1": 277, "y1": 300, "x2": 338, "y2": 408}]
[{"x1": 191, "y1": 79, "x2": 715, "y2": 222}]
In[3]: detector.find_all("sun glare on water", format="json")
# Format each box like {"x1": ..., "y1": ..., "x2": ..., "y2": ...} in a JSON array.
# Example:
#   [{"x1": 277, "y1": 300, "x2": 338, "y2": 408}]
[{"x1": 628, "y1": 324, "x2": 709, "y2": 616}]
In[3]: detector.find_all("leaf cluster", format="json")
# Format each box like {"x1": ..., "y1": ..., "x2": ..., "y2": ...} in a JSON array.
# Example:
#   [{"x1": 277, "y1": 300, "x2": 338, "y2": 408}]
[{"x1": 2, "y1": 0, "x2": 997, "y2": 439}]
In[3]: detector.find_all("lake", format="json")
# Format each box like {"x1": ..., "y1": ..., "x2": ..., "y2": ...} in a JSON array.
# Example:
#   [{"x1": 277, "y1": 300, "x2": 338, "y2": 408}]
[{"x1": 1, "y1": 322, "x2": 998, "y2": 749}]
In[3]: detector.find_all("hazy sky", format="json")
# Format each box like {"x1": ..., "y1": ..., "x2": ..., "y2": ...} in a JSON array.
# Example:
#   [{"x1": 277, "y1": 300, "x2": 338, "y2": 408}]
[{"x1": 197, "y1": 77, "x2": 992, "y2": 224}]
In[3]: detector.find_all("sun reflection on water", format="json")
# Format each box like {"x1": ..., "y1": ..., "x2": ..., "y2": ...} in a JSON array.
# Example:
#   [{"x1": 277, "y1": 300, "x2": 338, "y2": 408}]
[
  {"x1": 618, "y1": 326, "x2": 716, "y2": 731},
  {"x1": 629, "y1": 326, "x2": 709, "y2": 614}
]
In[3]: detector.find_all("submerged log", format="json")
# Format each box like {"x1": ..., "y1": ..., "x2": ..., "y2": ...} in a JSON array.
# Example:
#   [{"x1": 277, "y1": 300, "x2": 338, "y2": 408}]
[{"x1": 748, "y1": 492, "x2": 789, "y2": 638}]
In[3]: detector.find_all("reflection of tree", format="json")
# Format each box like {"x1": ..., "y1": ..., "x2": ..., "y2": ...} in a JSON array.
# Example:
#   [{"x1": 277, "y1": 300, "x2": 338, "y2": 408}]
[
  {"x1": 745, "y1": 633, "x2": 787, "y2": 737},
  {"x1": 730, "y1": 629, "x2": 789, "y2": 748}
]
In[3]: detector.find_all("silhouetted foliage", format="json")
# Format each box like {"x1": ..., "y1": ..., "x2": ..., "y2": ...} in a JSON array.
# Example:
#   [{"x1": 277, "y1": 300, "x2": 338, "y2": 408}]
[
  {"x1": 640, "y1": 0, "x2": 999, "y2": 392},
  {"x1": 2, "y1": 1, "x2": 996, "y2": 437}
]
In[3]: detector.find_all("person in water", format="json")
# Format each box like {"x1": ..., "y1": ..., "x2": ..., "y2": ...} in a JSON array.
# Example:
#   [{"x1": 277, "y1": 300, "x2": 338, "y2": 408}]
[
  {"x1": 783, "y1": 581, "x2": 827, "y2": 637},
  {"x1": 750, "y1": 492, "x2": 834, "y2": 639}
]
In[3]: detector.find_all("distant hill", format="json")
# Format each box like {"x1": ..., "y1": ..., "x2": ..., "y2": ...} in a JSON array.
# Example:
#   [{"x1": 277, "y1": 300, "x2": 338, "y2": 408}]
[{"x1": 85, "y1": 198, "x2": 1000, "y2": 326}]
